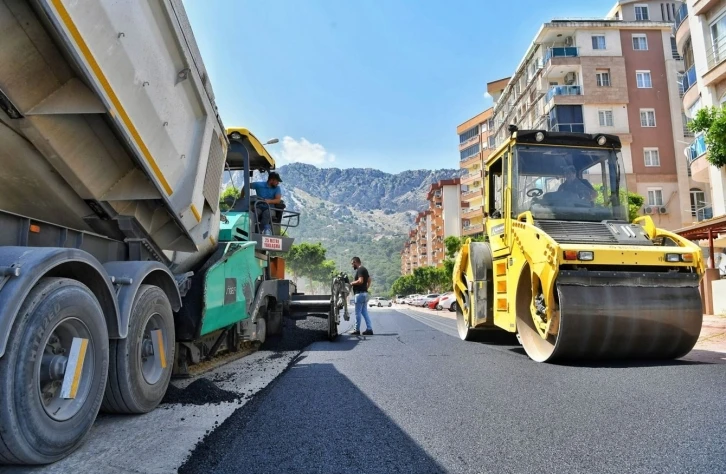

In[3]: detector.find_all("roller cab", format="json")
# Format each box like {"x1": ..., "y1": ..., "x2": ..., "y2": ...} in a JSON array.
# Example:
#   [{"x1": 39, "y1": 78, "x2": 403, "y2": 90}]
[{"x1": 453, "y1": 130, "x2": 704, "y2": 362}]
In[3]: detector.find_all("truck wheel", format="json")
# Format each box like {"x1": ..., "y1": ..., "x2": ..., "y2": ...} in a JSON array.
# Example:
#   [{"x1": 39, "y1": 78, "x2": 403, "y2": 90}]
[
  {"x1": 102, "y1": 285, "x2": 174, "y2": 414},
  {"x1": 0, "y1": 278, "x2": 108, "y2": 465}
]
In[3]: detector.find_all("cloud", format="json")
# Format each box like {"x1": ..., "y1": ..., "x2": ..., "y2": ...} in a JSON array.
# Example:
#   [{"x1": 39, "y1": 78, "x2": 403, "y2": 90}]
[
  {"x1": 483, "y1": 91, "x2": 492, "y2": 99},
  {"x1": 279, "y1": 136, "x2": 336, "y2": 166}
]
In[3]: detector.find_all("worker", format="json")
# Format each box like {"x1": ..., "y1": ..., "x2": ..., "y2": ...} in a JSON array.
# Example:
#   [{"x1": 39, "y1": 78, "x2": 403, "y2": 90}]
[
  {"x1": 350, "y1": 256, "x2": 373, "y2": 336},
  {"x1": 251, "y1": 172, "x2": 283, "y2": 235},
  {"x1": 558, "y1": 165, "x2": 597, "y2": 204}
]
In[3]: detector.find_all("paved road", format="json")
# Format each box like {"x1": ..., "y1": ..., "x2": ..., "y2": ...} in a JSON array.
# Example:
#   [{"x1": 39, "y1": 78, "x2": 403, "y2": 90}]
[{"x1": 180, "y1": 307, "x2": 726, "y2": 474}]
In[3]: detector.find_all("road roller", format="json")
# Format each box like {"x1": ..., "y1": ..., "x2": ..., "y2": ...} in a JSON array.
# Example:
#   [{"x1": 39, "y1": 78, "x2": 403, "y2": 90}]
[{"x1": 453, "y1": 128, "x2": 705, "y2": 362}]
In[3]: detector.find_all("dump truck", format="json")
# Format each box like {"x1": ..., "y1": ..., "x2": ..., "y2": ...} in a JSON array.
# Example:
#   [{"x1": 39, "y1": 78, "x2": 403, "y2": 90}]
[
  {"x1": 453, "y1": 128, "x2": 705, "y2": 362},
  {"x1": 0, "y1": 0, "x2": 337, "y2": 465}
]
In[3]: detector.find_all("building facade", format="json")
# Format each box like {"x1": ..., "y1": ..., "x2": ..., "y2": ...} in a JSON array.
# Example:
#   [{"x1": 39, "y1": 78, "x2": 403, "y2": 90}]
[
  {"x1": 675, "y1": 0, "x2": 726, "y2": 220},
  {"x1": 457, "y1": 107, "x2": 498, "y2": 237},
  {"x1": 400, "y1": 179, "x2": 462, "y2": 274},
  {"x1": 489, "y1": 1, "x2": 701, "y2": 229}
]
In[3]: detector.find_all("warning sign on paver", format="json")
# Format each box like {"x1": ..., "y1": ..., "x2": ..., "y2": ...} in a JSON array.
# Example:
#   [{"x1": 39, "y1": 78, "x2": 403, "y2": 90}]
[{"x1": 262, "y1": 236, "x2": 282, "y2": 251}]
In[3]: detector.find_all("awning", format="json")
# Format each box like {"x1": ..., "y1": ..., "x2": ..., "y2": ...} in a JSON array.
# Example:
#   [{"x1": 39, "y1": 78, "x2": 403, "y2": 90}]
[
  {"x1": 225, "y1": 127, "x2": 276, "y2": 171},
  {"x1": 674, "y1": 214, "x2": 726, "y2": 241}
]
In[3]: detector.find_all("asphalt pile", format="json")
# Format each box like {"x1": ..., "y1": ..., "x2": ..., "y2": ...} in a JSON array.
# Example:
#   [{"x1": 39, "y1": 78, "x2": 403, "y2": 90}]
[{"x1": 162, "y1": 378, "x2": 240, "y2": 406}]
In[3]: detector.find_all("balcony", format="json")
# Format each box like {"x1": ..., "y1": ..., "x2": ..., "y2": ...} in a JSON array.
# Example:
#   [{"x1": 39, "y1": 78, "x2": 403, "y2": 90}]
[
  {"x1": 693, "y1": 0, "x2": 720, "y2": 16},
  {"x1": 462, "y1": 207, "x2": 484, "y2": 218},
  {"x1": 674, "y1": 4, "x2": 690, "y2": 52},
  {"x1": 544, "y1": 47, "x2": 579, "y2": 66},
  {"x1": 687, "y1": 135, "x2": 710, "y2": 183},
  {"x1": 462, "y1": 224, "x2": 485, "y2": 236},
  {"x1": 696, "y1": 206, "x2": 714, "y2": 222},
  {"x1": 703, "y1": 35, "x2": 726, "y2": 86},
  {"x1": 545, "y1": 85, "x2": 582, "y2": 104},
  {"x1": 461, "y1": 172, "x2": 480, "y2": 186},
  {"x1": 461, "y1": 188, "x2": 482, "y2": 202},
  {"x1": 682, "y1": 65, "x2": 699, "y2": 108},
  {"x1": 459, "y1": 152, "x2": 481, "y2": 169}
]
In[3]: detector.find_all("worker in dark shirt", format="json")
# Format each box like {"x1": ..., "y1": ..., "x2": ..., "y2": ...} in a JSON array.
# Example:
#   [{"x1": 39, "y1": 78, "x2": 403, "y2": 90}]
[
  {"x1": 558, "y1": 165, "x2": 597, "y2": 204},
  {"x1": 350, "y1": 256, "x2": 373, "y2": 336}
]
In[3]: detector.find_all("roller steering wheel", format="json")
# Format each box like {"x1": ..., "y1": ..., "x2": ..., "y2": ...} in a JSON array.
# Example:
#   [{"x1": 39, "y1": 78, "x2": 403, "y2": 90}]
[{"x1": 526, "y1": 188, "x2": 543, "y2": 198}]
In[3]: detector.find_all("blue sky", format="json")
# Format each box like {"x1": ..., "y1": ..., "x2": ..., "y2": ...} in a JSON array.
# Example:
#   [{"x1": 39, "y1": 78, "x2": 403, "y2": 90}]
[{"x1": 185, "y1": 0, "x2": 615, "y2": 173}]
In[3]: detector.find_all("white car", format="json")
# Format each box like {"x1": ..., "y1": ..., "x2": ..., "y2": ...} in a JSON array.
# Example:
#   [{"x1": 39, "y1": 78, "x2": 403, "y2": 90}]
[
  {"x1": 436, "y1": 292, "x2": 457, "y2": 312},
  {"x1": 369, "y1": 297, "x2": 392, "y2": 307},
  {"x1": 405, "y1": 294, "x2": 419, "y2": 305}
]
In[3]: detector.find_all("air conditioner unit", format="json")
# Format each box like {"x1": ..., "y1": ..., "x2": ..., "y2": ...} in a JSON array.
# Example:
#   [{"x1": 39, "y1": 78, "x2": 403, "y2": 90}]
[
  {"x1": 658, "y1": 206, "x2": 668, "y2": 214},
  {"x1": 644, "y1": 206, "x2": 656, "y2": 215},
  {"x1": 564, "y1": 72, "x2": 576, "y2": 85},
  {"x1": 564, "y1": 36, "x2": 574, "y2": 46}
]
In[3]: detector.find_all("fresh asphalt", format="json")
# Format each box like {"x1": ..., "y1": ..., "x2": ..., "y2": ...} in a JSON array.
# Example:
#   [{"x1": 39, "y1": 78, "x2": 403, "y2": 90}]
[{"x1": 180, "y1": 306, "x2": 726, "y2": 474}]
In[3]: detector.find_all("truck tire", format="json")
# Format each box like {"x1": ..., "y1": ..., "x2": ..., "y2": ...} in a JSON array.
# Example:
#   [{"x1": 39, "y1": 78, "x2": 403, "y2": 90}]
[
  {"x1": 102, "y1": 285, "x2": 174, "y2": 414},
  {"x1": 0, "y1": 278, "x2": 108, "y2": 465}
]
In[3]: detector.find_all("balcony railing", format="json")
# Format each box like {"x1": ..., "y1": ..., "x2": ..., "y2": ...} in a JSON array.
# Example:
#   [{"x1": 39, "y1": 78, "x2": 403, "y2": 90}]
[
  {"x1": 681, "y1": 65, "x2": 697, "y2": 92},
  {"x1": 697, "y1": 206, "x2": 714, "y2": 222},
  {"x1": 548, "y1": 123, "x2": 585, "y2": 133},
  {"x1": 546, "y1": 85, "x2": 582, "y2": 102},
  {"x1": 687, "y1": 135, "x2": 707, "y2": 163},
  {"x1": 544, "y1": 47, "x2": 579, "y2": 65},
  {"x1": 674, "y1": 3, "x2": 689, "y2": 32},
  {"x1": 706, "y1": 35, "x2": 726, "y2": 70}
]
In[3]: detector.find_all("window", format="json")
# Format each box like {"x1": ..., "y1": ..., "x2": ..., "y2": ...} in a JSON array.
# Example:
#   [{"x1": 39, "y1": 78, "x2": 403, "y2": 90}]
[
  {"x1": 598, "y1": 110, "x2": 614, "y2": 127},
  {"x1": 636, "y1": 70, "x2": 652, "y2": 88},
  {"x1": 635, "y1": 4, "x2": 650, "y2": 21},
  {"x1": 592, "y1": 35, "x2": 606, "y2": 50},
  {"x1": 640, "y1": 109, "x2": 657, "y2": 127},
  {"x1": 596, "y1": 69, "x2": 611, "y2": 87},
  {"x1": 647, "y1": 189, "x2": 663, "y2": 206},
  {"x1": 459, "y1": 126, "x2": 478, "y2": 143},
  {"x1": 460, "y1": 143, "x2": 480, "y2": 160},
  {"x1": 644, "y1": 148, "x2": 660, "y2": 166},
  {"x1": 632, "y1": 34, "x2": 649, "y2": 50},
  {"x1": 690, "y1": 188, "x2": 706, "y2": 216}
]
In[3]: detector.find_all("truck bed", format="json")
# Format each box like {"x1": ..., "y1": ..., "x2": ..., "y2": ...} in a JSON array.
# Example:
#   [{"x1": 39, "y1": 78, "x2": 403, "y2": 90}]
[{"x1": 0, "y1": 0, "x2": 226, "y2": 271}]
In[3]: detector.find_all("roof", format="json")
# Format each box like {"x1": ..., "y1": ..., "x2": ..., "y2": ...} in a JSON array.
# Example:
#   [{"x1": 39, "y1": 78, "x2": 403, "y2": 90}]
[
  {"x1": 457, "y1": 108, "x2": 493, "y2": 134},
  {"x1": 674, "y1": 214, "x2": 726, "y2": 241},
  {"x1": 426, "y1": 178, "x2": 461, "y2": 200},
  {"x1": 225, "y1": 127, "x2": 276, "y2": 171}
]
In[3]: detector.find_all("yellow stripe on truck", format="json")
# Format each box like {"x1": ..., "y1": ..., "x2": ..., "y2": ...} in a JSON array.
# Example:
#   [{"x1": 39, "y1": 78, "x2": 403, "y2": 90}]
[
  {"x1": 70, "y1": 338, "x2": 89, "y2": 398},
  {"x1": 191, "y1": 204, "x2": 201, "y2": 222},
  {"x1": 50, "y1": 0, "x2": 174, "y2": 196}
]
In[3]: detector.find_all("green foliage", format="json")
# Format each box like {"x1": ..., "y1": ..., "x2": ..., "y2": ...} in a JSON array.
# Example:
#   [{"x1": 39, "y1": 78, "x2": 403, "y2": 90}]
[
  {"x1": 391, "y1": 265, "x2": 450, "y2": 297},
  {"x1": 391, "y1": 274, "x2": 420, "y2": 296},
  {"x1": 219, "y1": 185, "x2": 239, "y2": 212},
  {"x1": 593, "y1": 184, "x2": 645, "y2": 222},
  {"x1": 688, "y1": 106, "x2": 726, "y2": 168},
  {"x1": 286, "y1": 242, "x2": 327, "y2": 289}
]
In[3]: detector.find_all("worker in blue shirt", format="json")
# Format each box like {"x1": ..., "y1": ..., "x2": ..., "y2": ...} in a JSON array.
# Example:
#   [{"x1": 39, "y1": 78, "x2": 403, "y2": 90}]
[{"x1": 250, "y1": 172, "x2": 283, "y2": 235}]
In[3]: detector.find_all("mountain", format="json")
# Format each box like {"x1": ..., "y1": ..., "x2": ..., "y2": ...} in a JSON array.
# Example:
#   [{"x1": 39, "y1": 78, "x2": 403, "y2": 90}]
[
  {"x1": 276, "y1": 163, "x2": 464, "y2": 294},
  {"x1": 223, "y1": 163, "x2": 463, "y2": 293}
]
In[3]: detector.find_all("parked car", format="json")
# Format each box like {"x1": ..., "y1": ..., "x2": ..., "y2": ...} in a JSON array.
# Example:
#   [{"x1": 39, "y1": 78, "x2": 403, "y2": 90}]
[
  {"x1": 437, "y1": 292, "x2": 457, "y2": 311},
  {"x1": 405, "y1": 294, "x2": 419, "y2": 305},
  {"x1": 427, "y1": 296, "x2": 440, "y2": 310},
  {"x1": 369, "y1": 297, "x2": 392, "y2": 307},
  {"x1": 419, "y1": 294, "x2": 439, "y2": 307}
]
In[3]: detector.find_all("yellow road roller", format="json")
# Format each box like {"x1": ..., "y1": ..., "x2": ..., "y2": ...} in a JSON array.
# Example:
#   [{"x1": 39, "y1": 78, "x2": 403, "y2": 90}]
[{"x1": 453, "y1": 129, "x2": 705, "y2": 362}]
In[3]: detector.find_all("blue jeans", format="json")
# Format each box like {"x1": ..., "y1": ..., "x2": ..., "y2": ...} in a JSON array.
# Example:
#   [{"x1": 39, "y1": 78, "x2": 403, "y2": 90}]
[{"x1": 354, "y1": 293, "x2": 372, "y2": 331}]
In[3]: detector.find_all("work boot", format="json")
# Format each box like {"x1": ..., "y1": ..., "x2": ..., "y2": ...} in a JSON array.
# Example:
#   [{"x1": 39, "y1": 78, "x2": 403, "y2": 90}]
[
  {"x1": 362, "y1": 329, "x2": 373, "y2": 336},
  {"x1": 350, "y1": 330, "x2": 361, "y2": 336}
]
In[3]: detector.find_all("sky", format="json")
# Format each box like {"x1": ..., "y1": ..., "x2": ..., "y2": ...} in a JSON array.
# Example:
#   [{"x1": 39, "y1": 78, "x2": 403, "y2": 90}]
[{"x1": 185, "y1": 0, "x2": 616, "y2": 174}]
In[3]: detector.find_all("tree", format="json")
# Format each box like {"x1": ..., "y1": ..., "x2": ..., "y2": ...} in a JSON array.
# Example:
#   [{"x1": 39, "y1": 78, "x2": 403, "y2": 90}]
[
  {"x1": 689, "y1": 106, "x2": 726, "y2": 168},
  {"x1": 219, "y1": 185, "x2": 240, "y2": 212},
  {"x1": 391, "y1": 274, "x2": 419, "y2": 297},
  {"x1": 286, "y1": 242, "x2": 327, "y2": 289},
  {"x1": 311, "y1": 259, "x2": 337, "y2": 293},
  {"x1": 593, "y1": 185, "x2": 645, "y2": 222}
]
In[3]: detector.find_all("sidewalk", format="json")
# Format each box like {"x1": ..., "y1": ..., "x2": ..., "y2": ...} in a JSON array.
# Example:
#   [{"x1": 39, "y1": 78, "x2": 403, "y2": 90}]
[{"x1": 396, "y1": 304, "x2": 726, "y2": 364}]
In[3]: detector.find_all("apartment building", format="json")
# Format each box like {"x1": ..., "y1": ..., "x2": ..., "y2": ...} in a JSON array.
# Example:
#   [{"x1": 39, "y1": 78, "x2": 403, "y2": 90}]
[
  {"x1": 457, "y1": 107, "x2": 499, "y2": 236},
  {"x1": 400, "y1": 179, "x2": 462, "y2": 274},
  {"x1": 675, "y1": 0, "x2": 726, "y2": 220},
  {"x1": 489, "y1": 0, "x2": 699, "y2": 229}
]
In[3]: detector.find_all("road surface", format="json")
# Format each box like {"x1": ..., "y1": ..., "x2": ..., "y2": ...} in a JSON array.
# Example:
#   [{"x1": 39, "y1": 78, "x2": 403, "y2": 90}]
[
  {"x1": 179, "y1": 307, "x2": 726, "y2": 474},
  {"x1": 10, "y1": 307, "x2": 726, "y2": 473}
]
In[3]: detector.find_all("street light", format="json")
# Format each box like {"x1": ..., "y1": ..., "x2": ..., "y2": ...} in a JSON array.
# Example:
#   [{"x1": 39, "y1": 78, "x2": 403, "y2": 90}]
[{"x1": 265, "y1": 138, "x2": 279, "y2": 145}]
